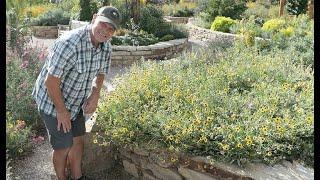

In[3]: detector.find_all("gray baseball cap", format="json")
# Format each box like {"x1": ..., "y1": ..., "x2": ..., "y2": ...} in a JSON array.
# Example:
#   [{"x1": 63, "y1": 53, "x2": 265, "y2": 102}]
[{"x1": 96, "y1": 6, "x2": 121, "y2": 30}]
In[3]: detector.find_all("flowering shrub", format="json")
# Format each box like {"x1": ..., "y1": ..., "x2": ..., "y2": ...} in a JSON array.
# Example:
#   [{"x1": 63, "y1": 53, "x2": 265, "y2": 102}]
[
  {"x1": 6, "y1": 112, "x2": 33, "y2": 158},
  {"x1": 261, "y1": 18, "x2": 286, "y2": 33},
  {"x1": 96, "y1": 43, "x2": 313, "y2": 167},
  {"x1": 6, "y1": 45, "x2": 47, "y2": 127},
  {"x1": 211, "y1": 16, "x2": 237, "y2": 33},
  {"x1": 23, "y1": 4, "x2": 55, "y2": 18}
]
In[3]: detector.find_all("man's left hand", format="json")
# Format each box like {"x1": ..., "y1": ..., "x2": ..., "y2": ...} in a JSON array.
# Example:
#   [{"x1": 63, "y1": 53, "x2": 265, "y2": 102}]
[{"x1": 82, "y1": 92, "x2": 99, "y2": 114}]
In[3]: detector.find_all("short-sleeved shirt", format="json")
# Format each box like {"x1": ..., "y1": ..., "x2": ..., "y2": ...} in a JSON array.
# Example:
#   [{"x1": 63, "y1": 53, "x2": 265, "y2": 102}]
[{"x1": 32, "y1": 24, "x2": 112, "y2": 121}]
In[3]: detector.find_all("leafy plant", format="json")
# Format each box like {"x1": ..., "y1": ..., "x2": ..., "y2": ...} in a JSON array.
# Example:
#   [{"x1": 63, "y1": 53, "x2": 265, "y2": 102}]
[
  {"x1": 6, "y1": 112, "x2": 33, "y2": 158},
  {"x1": 154, "y1": 23, "x2": 189, "y2": 39},
  {"x1": 139, "y1": 5, "x2": 165, "y2": 34},
  {"x1": 31, "y1": 8, "x2": 71, "y2": 26},
  {"x1": 211, "y1": 16, "x2": 237, "y2": 33},
  {"x1": 79, "y1": 0, "x2": 97, "y2": 21},
  {"x1": 286, "y1": 0, "x2": 308, "y2": 15},
  {"x1": 111, "y1": 30, "x2": 159, "y2": 46},
  {"x1": 96, "y1": 42, "x2": 313, "y2": 167}
]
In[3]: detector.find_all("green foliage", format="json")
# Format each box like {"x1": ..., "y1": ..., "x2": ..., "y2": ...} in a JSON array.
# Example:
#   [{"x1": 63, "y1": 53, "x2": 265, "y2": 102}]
[
  {"x1": 6, "y1": 112, "x2": 33, "y2": 159},
  {"x1": 211, "y1": 16, "x2": 237, "y2": 33},
  {"x1": 139, "y1": 5, "x2": 165, "y2": 34},
  {"x1": 160, "y1": 34, "x2": 175, "y2": 41},
  {"x1": 96, "y1": 42, "x2": 313, "y2": 167},
  {"x1": 162, "y1": 2, "x2": 196, "y2": 17},
  {"x1": 154, "y1": 23, "x2": 189, "y2": 39},
  {"x1": 31, "y1": 9, "x2": 71, "y2": 26},
  {"x1": 79, "y1": 0, "x2": 97, "y2": 21},
  {"x1": 111, "y1": 31, "x2": 159, "y2": 46},
  {"x1": 196, "y1": 0, "x2": 247, "y2": 23},
  {"x1": 286, "y1": 0, "x2": 308, "y2": 15},
  {"x1": 262, "y1": 18, "x2": 286, "y2": 33},
  {"x1": 6, "y1": 45, "x2": 46, "y2": 127}
]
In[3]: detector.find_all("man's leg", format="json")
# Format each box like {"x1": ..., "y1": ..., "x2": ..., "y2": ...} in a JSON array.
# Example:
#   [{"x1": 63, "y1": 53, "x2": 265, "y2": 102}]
[
  {"x1": 53, "y1": 148, "x2": 71, "y2": 180},
  {"x1": 68, "y1": 136, "x2": 84, "y2": 179},
  {"x1": 68, "y1": 111, "x2": 86, "y2": 179}
]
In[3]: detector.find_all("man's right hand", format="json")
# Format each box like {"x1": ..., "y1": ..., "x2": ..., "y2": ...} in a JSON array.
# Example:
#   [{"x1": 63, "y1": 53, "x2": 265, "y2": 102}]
[{"x1": 56, "y1": 111, "x2": 71, "y2": 133}]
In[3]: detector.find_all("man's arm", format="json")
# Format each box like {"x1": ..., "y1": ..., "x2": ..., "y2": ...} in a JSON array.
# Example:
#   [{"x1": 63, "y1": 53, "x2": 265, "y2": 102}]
[
  {"x1": 45, "y1": 74, "x2": 71, "y2": 133},
  {"x1": 82, "y1": 74, "x2": 105, "y2": 114}
]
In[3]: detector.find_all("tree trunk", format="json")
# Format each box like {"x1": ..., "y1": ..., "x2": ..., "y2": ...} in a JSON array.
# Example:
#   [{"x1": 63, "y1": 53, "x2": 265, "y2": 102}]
[
  {"x1": 131, "y1": 0, "x2": 140, "y2": 24},
  {"x1": 308, "y1": 0, "x2": 314, "y2": 19},
  {"x1": 279, "y1": 0, "x2": 286, "y2": 16}
]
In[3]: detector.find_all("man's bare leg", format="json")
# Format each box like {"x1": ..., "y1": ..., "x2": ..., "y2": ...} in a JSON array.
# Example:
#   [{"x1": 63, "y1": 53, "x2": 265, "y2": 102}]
[
  {"x1": 53, "y1": 148, "x2": 70, "y2": 180},
  {"x1": 68, "y1": 136, "x2": 84, "y2": 179}
]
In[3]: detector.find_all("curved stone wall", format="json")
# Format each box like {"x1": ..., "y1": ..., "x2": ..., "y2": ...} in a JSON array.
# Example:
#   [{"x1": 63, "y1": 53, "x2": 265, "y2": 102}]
[{"x1": 110, "y1": 38, "x2": 188, "y2": 67}]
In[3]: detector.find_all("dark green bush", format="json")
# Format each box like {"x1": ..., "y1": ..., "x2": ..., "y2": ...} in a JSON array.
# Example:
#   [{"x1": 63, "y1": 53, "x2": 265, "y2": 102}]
[
  {"x1": 172, "y1": 7, "x2": 194, "y2": 17},
  {"x1": 154, "y1": 23, "x2": 188, "y2": 39},
  {"x1": 139, "y1": 5, "x2": 165, "y2": 34},
  {"x1": 286, "y1": 0, "x2": 308, "y2": 15},
  {"x1": 31, "y1": 9, "x2": 70, "y2": 26},
  {"x1": 79, "y1": 0, "x2": 98, "y2": 21},
  {"x1": 160, "y1": 34, "x2": 175, "y2": 41},
  {"x1": 196, "y1": 0, "x2": 247, "y2": 23}
]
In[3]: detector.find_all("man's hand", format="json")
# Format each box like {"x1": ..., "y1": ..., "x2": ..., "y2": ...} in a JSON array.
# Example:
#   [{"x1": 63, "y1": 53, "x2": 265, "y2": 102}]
[
  {"x1": 82, "y1": 92, "x2": 99, "y2": 114},
  {"x1": 57, "y1": 110, "x2": 71, "y2": 133}
]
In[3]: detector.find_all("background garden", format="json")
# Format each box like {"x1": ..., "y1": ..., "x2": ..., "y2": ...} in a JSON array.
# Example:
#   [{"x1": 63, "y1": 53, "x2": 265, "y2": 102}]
[{"x1": 6, "y1": 0, "x2": 313, "y2": 178}]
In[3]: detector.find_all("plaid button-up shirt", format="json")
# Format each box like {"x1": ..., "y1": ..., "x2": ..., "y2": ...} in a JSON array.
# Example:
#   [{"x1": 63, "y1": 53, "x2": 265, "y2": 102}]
[{"x1": 32, "y1": 25, "x2": 112, "y2": 121}]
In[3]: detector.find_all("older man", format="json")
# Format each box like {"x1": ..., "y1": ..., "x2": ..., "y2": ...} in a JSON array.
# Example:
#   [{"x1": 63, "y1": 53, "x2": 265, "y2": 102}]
[{"x1": 32, "y1": 6, "x2": 121, "y2": 180}]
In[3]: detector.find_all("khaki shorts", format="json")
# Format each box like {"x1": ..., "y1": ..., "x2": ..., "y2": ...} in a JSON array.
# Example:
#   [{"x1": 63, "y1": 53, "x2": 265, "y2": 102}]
[{"x1": 40, "y1": 110, "x2": 86, "y2": 150}]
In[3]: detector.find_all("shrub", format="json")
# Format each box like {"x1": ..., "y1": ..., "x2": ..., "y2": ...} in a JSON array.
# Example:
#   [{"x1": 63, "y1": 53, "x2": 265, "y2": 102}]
[
  {"x1": 31, "y1": 9, "x2": 71, "y2": 26},
  {"x1": 79, "y1": 0, "x2": 92, "y2": 21},
  {"x1": 242, "y1": 1, "x2": 269, "y2": 24},
  {"x1": 96, "y1": 44, "x2": 313, "y2": 167},
  {"x1": 154, "y1": 23, "x2": 189, "y2": 39},
  {"x1": 262, "y1": 18, "x2": 286, "y2": 33},
  {"x1": 6, "y1": 45, "x2": 46, "y2": 127},
  {"x1": 286, "y1": 0, "x2": 308, "y2": 15},
  {"x1": 139, "y1": 5, "x2": 165, "y2": 34},
  {"x1": 197, "y1": 0, "x2": 247, "y2": 23},
  {"x1": 211, "y1": 16, "x2": 237, "y2": 33},
  {"x1": 6, "y1": 112, "x2": 33, "y2": 158},
  {"x1": 160, "y1": 34, "x2": 175, "y2": 41},
  {"x1": 23, "y1": 4, "x2": 55, "y2": 18},
  {"x1": 111, "y1": 31, "x2": 159, "y2": 46},
  {"x1": 162, "y1": 2, "x2": 196, "y2": 17}
]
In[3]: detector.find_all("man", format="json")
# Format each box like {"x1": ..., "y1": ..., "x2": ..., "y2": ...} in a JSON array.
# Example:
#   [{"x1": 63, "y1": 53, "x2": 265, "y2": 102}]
[{"x1": 32, "y1": 6, "x2": 121, "y2": 180}]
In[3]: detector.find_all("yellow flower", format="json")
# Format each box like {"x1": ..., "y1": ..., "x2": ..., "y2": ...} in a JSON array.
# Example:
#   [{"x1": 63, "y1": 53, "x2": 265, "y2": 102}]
[
  {"x1": 170, "y1": 157, "x2": 178, "y2": 163},
  {"x1": 222, "y1": 144, "x2": 230, "y2": 151},
  {"x1": 93, "y1": 139, "x2": 98, "y2": 144},
  {"x1": 236, "y1": 143, "x2": 243, "y2": 149},
  {"x1": 266, "y1": 151, "x2": 272, "y2": 157},
  {"x1": 274, "y1": 117, "x2": 281, "y2": 124},
  {"x1": 18, "y1": 148, "x2": 23, "y2": 153}
]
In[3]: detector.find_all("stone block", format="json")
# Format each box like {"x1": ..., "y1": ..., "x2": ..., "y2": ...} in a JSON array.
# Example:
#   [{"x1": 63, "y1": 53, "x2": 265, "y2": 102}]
[
  {"x1": 178, "y1": 167, "x2": 218, "y2": 180},
  {"x1": 133, "y1": 147, "x2": 150, "y2": 156},
  {"x1": 123, "y1": 160, "x2": 139, "y2": 178},
  {"x1": 147, "y1": 163, "x2": 182, "y2": 180},
  {"x1": 142, "y1": 170, "x2": 158, "y2": 180},
  {"x1": 131, "y1": 51, "x2": 152, "y2": 56},
  {"x1": 82, "y1": 132, "x2": 115, "y2": 175},
  {"x1": 112, "y1": 51, "x2": 131, "y2": 56}
]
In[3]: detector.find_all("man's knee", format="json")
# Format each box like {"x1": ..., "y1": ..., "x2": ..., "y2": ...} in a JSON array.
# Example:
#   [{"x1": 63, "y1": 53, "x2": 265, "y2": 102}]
[
  {"x1": 72, "y1": 136, "x2": 84, "y2": 147},
  {"x1": 54, "y1": 147, "x2": 71, "y2": 157}
]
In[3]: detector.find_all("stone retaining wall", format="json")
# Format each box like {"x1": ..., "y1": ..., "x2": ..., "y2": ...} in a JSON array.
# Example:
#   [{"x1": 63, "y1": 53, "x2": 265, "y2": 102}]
[
  {"x1": 110, "y1": 38, "x2": 188, "y2": 67},
  {"x1": 116, "y1": 146, "x2": 313, "y2": 180},
  {"x1": 32, "y1": 26, "x2": 58, "y2": 39}
]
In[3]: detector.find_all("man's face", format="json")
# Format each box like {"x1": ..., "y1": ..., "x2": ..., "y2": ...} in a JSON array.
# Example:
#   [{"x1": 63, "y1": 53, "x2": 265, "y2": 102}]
[{"x1": 91, "y1": 18, "x2": 115, "y2": 43}]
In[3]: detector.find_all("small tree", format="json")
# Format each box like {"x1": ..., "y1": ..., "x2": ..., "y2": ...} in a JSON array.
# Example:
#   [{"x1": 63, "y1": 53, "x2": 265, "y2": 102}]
[{"x1": 79, "y1": 0, "x2": 93, "y2": 21}]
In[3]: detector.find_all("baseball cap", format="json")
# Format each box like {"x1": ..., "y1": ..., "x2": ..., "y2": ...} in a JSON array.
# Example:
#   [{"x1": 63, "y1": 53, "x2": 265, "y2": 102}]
[{"x1": 95, "y1": 6, "x2": 121, "y2": 30}]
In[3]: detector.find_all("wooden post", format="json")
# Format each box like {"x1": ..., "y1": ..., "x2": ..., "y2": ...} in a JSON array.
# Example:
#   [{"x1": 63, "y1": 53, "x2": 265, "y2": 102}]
[
  {"x1": 308, "y1": 0, "x2": 314, "y2": 19},
  {"x1": 131, "y1": 0, "x2": 140, "y2": 24},
  {"x1": 279, "y1": 0, "x2": 286, "y2": 16}
]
